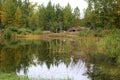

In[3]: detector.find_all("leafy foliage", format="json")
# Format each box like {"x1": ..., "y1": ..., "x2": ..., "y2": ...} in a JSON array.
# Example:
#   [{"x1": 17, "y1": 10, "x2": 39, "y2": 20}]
[
  {"x1": 100, "y1": 30, "x2": 120, "y2": 63},
  {"x1": 0, "y1": 0, "x2": 81, "y2": 32},
  {"x1": 83, "y1": 0, "x2": 120, "y2": 29}
]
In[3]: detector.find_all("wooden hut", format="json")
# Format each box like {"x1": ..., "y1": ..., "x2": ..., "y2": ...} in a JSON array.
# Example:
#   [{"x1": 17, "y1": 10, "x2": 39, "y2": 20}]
[
  {"x1": 67, "y1": 26, "x2": 85, "y2": 32},
  {"x1": 67, "y1": 27, "x2": 77, "y2": 32}
]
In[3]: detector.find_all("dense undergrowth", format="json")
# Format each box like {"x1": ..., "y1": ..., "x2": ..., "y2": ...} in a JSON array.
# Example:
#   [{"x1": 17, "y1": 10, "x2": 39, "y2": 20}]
[
  {"x1": 3, "y1": 26, "x2": 42, "y2": 39},
  {"x1": 3, "y1": 26, "x2": 120, "y2": 64},
  {"x1": 100, "y1": 29, "x2": 120, "y2": 64},
  {"x1": 0, "y1": 72, "x2": 71, "y2": 80},
  {"x1": 78, "y1": 29, "x2": 120, "y2": 64}
]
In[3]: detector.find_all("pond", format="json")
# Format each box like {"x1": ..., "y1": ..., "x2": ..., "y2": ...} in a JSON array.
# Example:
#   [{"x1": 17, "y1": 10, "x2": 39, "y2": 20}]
[{"x1": 0, "y1": 38, "x2": 120, "y2": 80}]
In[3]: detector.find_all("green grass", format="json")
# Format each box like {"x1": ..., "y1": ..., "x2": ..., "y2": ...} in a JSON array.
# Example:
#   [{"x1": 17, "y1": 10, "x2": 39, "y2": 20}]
[
  {"x1": 33, "y1": 29, "x2": 42, "y2": 34},
  {"x1": 0, "y1": 73, "x2": 29, "y2": 80},
  {"x1": 99, "y1": 30, "x2": 120, "y2": 63},
  {"x1": 48, "y1": 32, "x2": 79, "y2": 38},
  {"x1": 0, "y1": 73, "x2": 72, "y2": 80}
]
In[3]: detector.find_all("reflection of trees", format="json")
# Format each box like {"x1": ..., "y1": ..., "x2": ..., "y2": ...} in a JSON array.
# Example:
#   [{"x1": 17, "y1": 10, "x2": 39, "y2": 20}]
[
  {"x1": 0, "y1": 45, "x2": 34, "y2": 73},
  {"x1": 0, "y1": 40, "x2": 43, "y2": 73},
  {"x1": 1, "y1": 39, "x2": 120, "y2": 80},
  {"x1": 0, "y1": 39, "x2": 73, "y2": 73},
  {"x1": 86, "y1": 64, "x2": 120, "y2": 80},
  {"x1": 36, "y1": 39, "x2": 73, "y2": 69},
  {"x1": 85, "y1": 55, "x2": 120, "y2": 80}
]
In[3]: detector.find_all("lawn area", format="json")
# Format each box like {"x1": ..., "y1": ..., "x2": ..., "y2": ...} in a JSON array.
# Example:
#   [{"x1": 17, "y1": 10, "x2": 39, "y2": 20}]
[
  {"x1": 0, "y1": 73, "x2": 72, "y2": 80},
  {"x1": 0, "y1": 73, "x2": 29, "y2": 80},
  {"x1": 16, "y1": 32, "x2": 79, "y2": 41}
]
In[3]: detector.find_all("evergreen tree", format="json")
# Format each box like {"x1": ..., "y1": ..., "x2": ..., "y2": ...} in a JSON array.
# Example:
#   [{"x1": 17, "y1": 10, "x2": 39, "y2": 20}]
[
  {"x1": 22, "y1": 0, "x2": 30, "y2": 28},
  {"x1": 17, "y1": 0, "x2": 22, "y2": 8},
  {"x1": 0, "y1": 0, "x2": 16, "y2": 28},
  {"x1": 38, "y1": 4, "x2": 46, "y2": 30},
  {"x1": 74, "y1": 7, "x2": 80, "y2": 26},
  {"x1": 84, "y1": 0, "x2": 120, "y2": 29},
  {"x1": 0, "y1": 0, "x2": 3, "y2": 28},
  {"x1": 63, "y1": 3, "x2": 73, "y2": 30},
  {"x1": 0, "y1": 0, "x2": 82, "y2": 31},
  {"x1": 29, "y1": 11, "x2": 39, "y2": 31},
  {"x1": 45, "y1": 1, "x2": 55, "y2": 30},
  {"x1": 14, "y1": 6, "x2": 23, "y2": 28}
]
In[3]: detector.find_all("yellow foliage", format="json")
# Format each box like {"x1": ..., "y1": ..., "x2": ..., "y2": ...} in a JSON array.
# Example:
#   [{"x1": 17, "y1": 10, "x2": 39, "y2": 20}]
[{"x1": 0, "y1": 11, "x2": 7, "y2": 25}]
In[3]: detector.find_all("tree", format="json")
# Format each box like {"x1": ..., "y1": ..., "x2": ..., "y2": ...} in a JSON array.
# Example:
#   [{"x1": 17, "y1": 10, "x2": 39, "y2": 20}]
[
  {"x1": 14, "y1": 6, "x2": 23, "y2": 28},
  {"x1": 29, "y1": 11, "x2": 39, "y2": 31},
  {"x1": 0, "y1": 0, "x2": 3, "y2": 28},
  {"x1": 38, "y1": 4, "x2": 46, "y2": 30},
  {"x1": 74, "y1": 7, "x2": 80, "y2": 19},
  {"x1": 84, "y1": 0, "x2": 120, "y2": 29},
  {"x1": 0, "y1": 0, "x2": 82, "y2": 32},
  {"x1": 45, "y1": 1, "x2": 55, "y2": 30},
  {"x1": 55, "y1": 4, "x2": 63, "y2": 22},
  {"x1": 17, "y1": 0, "x2": 22, "y2": 8},
  {"x1": 22, "y1": 0, "x2": 31, "y2": 28},
  {"x1": 0, "y1": 0, "x2": 16, "y2": 28},
  {"x1": 54, "y1": 4, "x2": 64, "y2": 32},
  {"x1": 63, "y1": 3, "x2": 74, "y2": 30},
  {"x1": 74, "y1": 7, "x2": 81, "y2": 26}
]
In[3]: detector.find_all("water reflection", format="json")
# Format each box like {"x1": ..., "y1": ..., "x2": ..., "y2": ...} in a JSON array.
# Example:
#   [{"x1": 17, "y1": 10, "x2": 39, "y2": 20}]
[
  {"x1": 0, "y1": 39, "x2": 88, "y2": 80},
  {"x1": 17, "y1": 58, "x2": 90, "y2": 80},
  {"x1": 0, "y1": 39, "x2": 120, "y2": 80}
]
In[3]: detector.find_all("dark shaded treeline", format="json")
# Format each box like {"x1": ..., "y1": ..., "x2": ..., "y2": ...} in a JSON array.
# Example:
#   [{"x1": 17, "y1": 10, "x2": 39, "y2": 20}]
[
  {"x1": 0, "y1": 0, "x2": 81, "y2": 32},
  {"x1": 0, "y1": 0, "x2": 119, "y2": 33},
  {"x1": 83, "y1": 0, "x2": 120, "y2": 29}
]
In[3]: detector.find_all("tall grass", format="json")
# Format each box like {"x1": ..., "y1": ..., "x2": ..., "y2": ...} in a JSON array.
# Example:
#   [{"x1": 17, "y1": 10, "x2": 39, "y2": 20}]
[
  {"x1": 78, "y1": 29, "x2": 120, "y2": 64},
  {"x1": 100, "y1": 29, "x2": 120, "y2": 63},
  {"x1": 33, "y1": 28, "x2": 42, "y2": 34},
  {"x1": 0, "y1": 72, "x2": 29, "y2": 80},
  {"x1": 0, "y1": 73, "x2": 72, "y2": 80}
]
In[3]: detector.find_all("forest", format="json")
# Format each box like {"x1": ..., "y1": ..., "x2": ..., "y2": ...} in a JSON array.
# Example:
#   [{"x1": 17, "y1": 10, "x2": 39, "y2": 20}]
[
  {"x1": 0, "y1": 0, "x2": 119, "y2": 34},
  {"x1": 0, "y1": 0, "x2": 81, "y2": 33}
]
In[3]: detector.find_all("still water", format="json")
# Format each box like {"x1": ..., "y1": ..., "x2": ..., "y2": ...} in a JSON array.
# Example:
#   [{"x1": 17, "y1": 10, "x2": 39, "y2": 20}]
[
  {"x1": 17, "y1": 58, "x2": 89, "y2": 80},
  {"x1": 0, "y1": 39, "x2": 120, "y2": 80}
]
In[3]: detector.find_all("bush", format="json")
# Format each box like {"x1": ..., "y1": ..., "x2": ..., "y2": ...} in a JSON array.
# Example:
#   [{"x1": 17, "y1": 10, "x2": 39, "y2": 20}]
[
  {"x1": 4, "y1": 28, "x2": 12, "y2": 39},
  {"x1": 4, "y1": 26, "x2": 34, "y2": 39},
  {"x1": 79, "y1": 28, "x2": 89, "y2": 36},
  {"x1": 8, "y1": 26, "x2": 19, "y2": 32},
  {"x1": 18, "y1": 28, "x2": 32, "y2": 34},
  {"x1": 4, "y1": 26, "x2": 20, "y2": 39},
  {"x1": 100, "y1": 29, "x2": 120, "y2": 63},
  {"x1": 93, "y1": 28, "x2": 104, "y2": 37},
  {"x1": 33, "y1": 29, "x2": 42, "y2": 34}
]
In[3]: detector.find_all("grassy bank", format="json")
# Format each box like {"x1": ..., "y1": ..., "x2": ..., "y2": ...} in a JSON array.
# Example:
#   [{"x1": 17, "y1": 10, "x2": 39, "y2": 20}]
[
  {"x1": 77, "y1": 29, "x2": 120, "y2": 64},
  {"x1": 0, "y1": 73, "x2": 29, "y2": 80},
  {"x1": 0, "y1": 73, "x2": 72, "y2": 80},
  {"x1": 3, "y1": 26, "x2": 120, "y2": 64},
  {"x1": 16, "y1": 32, "x2": 79, "y2": 41}
]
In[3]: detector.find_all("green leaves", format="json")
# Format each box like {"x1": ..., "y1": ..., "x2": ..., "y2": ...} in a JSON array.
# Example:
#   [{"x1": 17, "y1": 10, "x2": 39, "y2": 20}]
[
  {"x1": 84, "y1": 0, "x2": 120, "y2": 29},
  {"x1": 0, "y1": 0, "x2": 81, "y2": 32},
  {"x1": 100, "y1": 30, "x2": 120, "y2": 63}
]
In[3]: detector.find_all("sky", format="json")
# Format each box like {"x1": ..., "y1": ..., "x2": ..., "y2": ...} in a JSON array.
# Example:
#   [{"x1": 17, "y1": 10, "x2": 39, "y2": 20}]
[{"x1": 29, "y1": 0, "x2": 88, "y2": 17}]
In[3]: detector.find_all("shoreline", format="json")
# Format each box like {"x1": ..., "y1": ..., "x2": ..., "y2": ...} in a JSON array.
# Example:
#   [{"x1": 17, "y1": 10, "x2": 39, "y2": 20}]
[{"x1": 16, "y1": 32, "x2": 80, "y2": 40}]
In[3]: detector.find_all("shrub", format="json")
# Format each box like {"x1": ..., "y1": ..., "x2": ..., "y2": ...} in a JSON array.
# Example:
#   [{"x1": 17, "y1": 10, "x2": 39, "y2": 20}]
[
  {"x1": 4, "y1": 26, "x2": 19, "y2": 39},
  {"x1": 78, "y1": 28, "x2": 89, "y2": 36},
  {"x1": 33, "y1": 29, "x2": 42, "y2": 34},
  {"x1": 18, "y1": 28, "x2": 32, "y2": 35},
  {"x1": 100, "y1": 29, "x2": 120, "y2": 63},
  {"x1": 93, "y1": 28, "x2": 104, "y2": 37},
  {"x1": 4, "y1": 28, "x2": 12, "y2": 39},
  {"x1": 8, "y1": 26, "x2": 19, "y2": 32}
]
